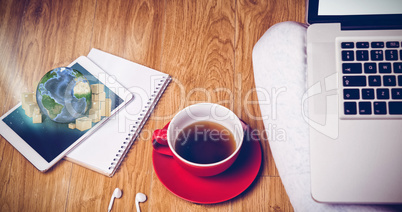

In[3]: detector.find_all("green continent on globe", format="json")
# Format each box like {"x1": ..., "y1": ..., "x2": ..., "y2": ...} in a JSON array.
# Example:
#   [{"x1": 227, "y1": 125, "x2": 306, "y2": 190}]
[
  {"x1": 36, "y1": 67, "x2": 91, "y2": 123},
  {"x1": 41, "y1": 94, "x2": 64, "y2": 120},
  {"x1": 38, "y1": 71, "x2": 57, "y2": 93},
  {"x1": 38, "y1": 71, "x2": 56, "y2": 85}
]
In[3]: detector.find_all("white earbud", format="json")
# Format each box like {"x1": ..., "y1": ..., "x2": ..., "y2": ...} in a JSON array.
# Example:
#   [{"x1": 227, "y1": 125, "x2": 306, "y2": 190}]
[
  {"x1": 108, "y1": 188, "x2": 123, "y2": 212},
  {"x1": 135, "y1": 193, "x2": 147, "y2": 212}
]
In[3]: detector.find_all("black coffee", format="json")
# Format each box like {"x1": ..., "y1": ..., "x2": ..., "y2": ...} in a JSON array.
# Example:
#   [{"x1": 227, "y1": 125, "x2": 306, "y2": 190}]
[{"x1": 174, "y1": 121, "x2": 236, "y2": 164}]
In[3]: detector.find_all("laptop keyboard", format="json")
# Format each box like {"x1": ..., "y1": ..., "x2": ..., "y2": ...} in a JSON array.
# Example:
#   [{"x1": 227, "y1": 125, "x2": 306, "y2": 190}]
[{"x1": 338, "y1": 38, "x2": 402, "y2": 118}]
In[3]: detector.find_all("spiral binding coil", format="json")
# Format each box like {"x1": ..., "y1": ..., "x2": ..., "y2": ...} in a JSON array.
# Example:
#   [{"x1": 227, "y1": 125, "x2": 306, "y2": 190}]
[{"x1": 108, "y1": 76, "x2": 171, "y2": 172}]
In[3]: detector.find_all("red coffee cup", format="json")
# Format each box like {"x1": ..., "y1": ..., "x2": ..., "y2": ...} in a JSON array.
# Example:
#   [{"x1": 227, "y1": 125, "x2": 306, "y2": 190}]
[{"x1": 152, "y1": 103, "x2": 245, "y2": 176}]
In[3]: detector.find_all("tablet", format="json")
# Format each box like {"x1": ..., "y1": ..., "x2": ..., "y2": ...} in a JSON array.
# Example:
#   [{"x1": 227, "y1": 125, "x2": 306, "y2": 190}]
[{"x1": 0, "y1": 56, "x2": 134, "y2": 172}]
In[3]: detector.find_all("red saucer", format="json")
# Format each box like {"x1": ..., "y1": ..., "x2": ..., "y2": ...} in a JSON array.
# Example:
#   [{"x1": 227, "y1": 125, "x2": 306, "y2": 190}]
[{"x1": 152, "y1": 124, "x2": 262, "y2": 204}]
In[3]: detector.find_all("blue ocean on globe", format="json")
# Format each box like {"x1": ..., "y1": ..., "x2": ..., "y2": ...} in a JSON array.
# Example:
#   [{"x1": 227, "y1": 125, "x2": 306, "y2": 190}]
[{"x1": 36, "y1": 67, "x2": 92, "y2": 123}]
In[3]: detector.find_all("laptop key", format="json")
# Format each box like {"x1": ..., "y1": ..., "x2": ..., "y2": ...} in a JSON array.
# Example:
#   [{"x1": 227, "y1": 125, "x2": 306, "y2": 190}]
[
  {"x1": 359, "y1": 102, "x2": 372, "y2": 115},
  {"x1": 344, "y1": 102, "x2": 357, "y2": 115},
  {"x1": 343, "y1": 89, "x2": 360, "y2": 99},
  {"x1": 377, "y1": 88, "x2": 390, "y2": 99},
  {"x1": 383, "y1": 75, "x2": 396, "y2": 86},
  {"x1": 389, "y1": 102, "x2": 402, "y2": 114},
  {"x1": 342, "y1": 51, "x2": 354, "y2": 61},
  {"x1": 374, "y1": 102, "x2": 387, "y2": 114},
  {"x1": 371, "y1": 42, "x2": 384, "y2": 48},
  {"x1": 368, "y1": 75, "x2": 381, "y2": 86},
  {"x1": 379, "y1": 63, "x2": 392, "y2": 73},
  {"x1": 394, "y1": 63, "x2": 402, "y2": 73},
  {"x1": 364, "y1": 63, "x2": 377, "y2": 73},
  {"x1": 343, "y1": 76, "x2": 366, "y2": 86},
  {"x1": 386, "y1": 41, "x2": 400, "y2": 48},
  {"x1": 371, "y1": 50, "x2": 383, "y2": 61},
  {"x1": 356, "y1": 50, "x2": 369, "y2": 61},
  {"x1": 391, "y1": 88, "x2": 402, "y2": 99},
  {"x1": 342, "y1": 63, "x2": 362, "y2": 74},
  {"x1": 341, "y1": 42, "x2": 354, "y2": 48},
  {"x1": 362, "y1": 88, "x2": 375, "y2": 99},
  {"x1": 385, "y1": 50, "x2": 398, "y2": 61},
  {"x1": 356, "y1": 42, "x2": 369, "y2": 48},
  {"x1": 338, "y1": 39, "x2": 402, "y2": 118}
]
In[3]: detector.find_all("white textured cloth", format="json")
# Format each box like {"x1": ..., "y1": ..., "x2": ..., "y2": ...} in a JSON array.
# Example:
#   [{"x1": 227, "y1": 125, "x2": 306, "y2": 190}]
[{"x1": 252, "y1": 21, "x2": 401, "y2": 212}]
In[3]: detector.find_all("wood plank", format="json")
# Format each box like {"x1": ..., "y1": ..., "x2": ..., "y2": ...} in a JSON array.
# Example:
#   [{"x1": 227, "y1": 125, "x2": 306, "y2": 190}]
[
  {"x1": 234, "y1": 0, "x2": 305, "y2": 177},
  {"x1": 0, "y1": 1, "x2": 28, "y2": 210},
  {"x1": 0, "y1": 0, "x2": 96, "y2": 211},
  {"x1": 149, "y1": 174, "x2": 231, "y2": 211},
  {"x1": 91, "y1": 0, "x2": 165, "y2": 70},
  {"x1": 159, "y1": 0, "x2": 236, "y2": 110},
  {"x1": 66, "y1": 0, "x2": 165, "y2": 211},
  {"x1": 3, "y1": 155, "x2": 73, "y2": 211},
  {"x1": 0, "y1": 0, "x2": 27, "y2": 114},
  {"x1": 0, "y1": 0, "x2": 308, "y2": 210},
  {"x1": 0, "y1": 137, "x2": 14, "y2": 212},
  {"x1": 232, "y1": 176, "x2": 293, "y2": 211},
  {"x1": 66, "y1": 124, "x2": 155, "y2": 211},
  {"x1": 149, "y1": 0, "x2": 237, "y2": 210}
]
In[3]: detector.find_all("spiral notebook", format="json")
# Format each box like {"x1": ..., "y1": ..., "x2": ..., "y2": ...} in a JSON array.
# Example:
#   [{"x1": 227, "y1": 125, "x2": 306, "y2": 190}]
[{"x1": 65, "y1": 49, "x2": 171, "y2": 177}]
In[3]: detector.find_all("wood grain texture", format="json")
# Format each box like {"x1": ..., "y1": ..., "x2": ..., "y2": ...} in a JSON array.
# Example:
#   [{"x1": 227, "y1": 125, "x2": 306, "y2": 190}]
[
  {"x1": 0, "y1": 0, "x2": 307, "y2": 211},
  {"x1": 66, "y1": 1, "x2": 165, "y2": 211},
  {"x1": 149, "y1": 1, "x2": 237, "y2": 210},
  {"x1": 235, "y1": 0, "x2": 305, "y2": 177},
  {"x1": 1, "y1": 0, "x2": 97, "y2": 211},
  {"x1": 91, "y1": 0, "x2": 165, "y2": 70},
  {"x1": 0, "y1": 0, "x2": 27, "y2": 114},
  {"x1": 232, "y1": 176, "x2": 293, "y2": 212},
  {"x1": 160, "y1": 0, "x2": 236, "y2": 110},
  {"x1": 0, "y1": 1, "x2": 27, "y2": 210}
]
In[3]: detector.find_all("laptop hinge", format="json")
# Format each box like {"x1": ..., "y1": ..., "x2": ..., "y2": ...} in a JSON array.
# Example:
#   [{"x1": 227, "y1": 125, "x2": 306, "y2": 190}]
[{"x1": 341, "y1": 21, "x2": 402, "y2": 31}]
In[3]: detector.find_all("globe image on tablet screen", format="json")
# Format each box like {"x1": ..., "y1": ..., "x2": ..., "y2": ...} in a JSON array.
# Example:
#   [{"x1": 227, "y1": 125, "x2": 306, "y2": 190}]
[{"x1": 36, "y1": 67, "x2": 91, "y2": 123}]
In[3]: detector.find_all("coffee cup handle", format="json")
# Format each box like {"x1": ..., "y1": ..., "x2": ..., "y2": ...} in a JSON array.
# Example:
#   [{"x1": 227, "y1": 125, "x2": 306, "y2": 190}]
[{"x1": 152, "y1": 125, "x2": 174, "y2": 157}]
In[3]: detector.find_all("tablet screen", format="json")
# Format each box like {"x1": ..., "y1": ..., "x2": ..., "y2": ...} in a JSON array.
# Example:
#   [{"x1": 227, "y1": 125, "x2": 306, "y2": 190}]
[{"x1": 2, "y1": 63, "x2": 124, "y2": 163}]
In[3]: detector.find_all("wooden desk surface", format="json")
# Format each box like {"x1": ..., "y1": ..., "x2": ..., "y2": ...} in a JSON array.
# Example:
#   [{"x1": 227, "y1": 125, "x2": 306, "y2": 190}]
[{"x1": 0, "y1": 0, "x2": 305, "y2": 211}]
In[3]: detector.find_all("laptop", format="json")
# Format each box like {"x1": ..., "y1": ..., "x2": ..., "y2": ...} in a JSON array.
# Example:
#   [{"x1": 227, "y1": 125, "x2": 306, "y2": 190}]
[{"x1": 306, "y1": 0, "x2": 402, "y2": 204}]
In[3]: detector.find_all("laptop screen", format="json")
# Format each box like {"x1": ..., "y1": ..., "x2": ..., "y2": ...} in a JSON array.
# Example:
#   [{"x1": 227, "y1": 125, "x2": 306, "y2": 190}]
[
  {"x1": 318, "y1": 0, "x2": 402, "y2": 16},
  {"x1": 307, "y1": 0, "x2": 402, "y2": 29}
]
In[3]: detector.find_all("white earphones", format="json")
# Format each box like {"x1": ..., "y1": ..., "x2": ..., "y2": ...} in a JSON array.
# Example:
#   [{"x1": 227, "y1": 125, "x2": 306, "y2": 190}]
[
  {"x1": 135, "y1": 193, "x2": 147, "y2": 212},
  {"x1": 108, "y1": 188, "x2": 122, "y2": 212}
]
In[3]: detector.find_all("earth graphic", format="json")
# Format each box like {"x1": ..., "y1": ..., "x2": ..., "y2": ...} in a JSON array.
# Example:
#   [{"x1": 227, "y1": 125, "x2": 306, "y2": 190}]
[{"x1": 36, "y1": 67, "x2": 92, "y2": 123}]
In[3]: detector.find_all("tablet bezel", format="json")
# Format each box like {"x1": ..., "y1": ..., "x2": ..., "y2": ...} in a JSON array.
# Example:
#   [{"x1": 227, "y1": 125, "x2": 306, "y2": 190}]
[{"x1": 0, "y1": 56, "x2": 134, "y2": 172}]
